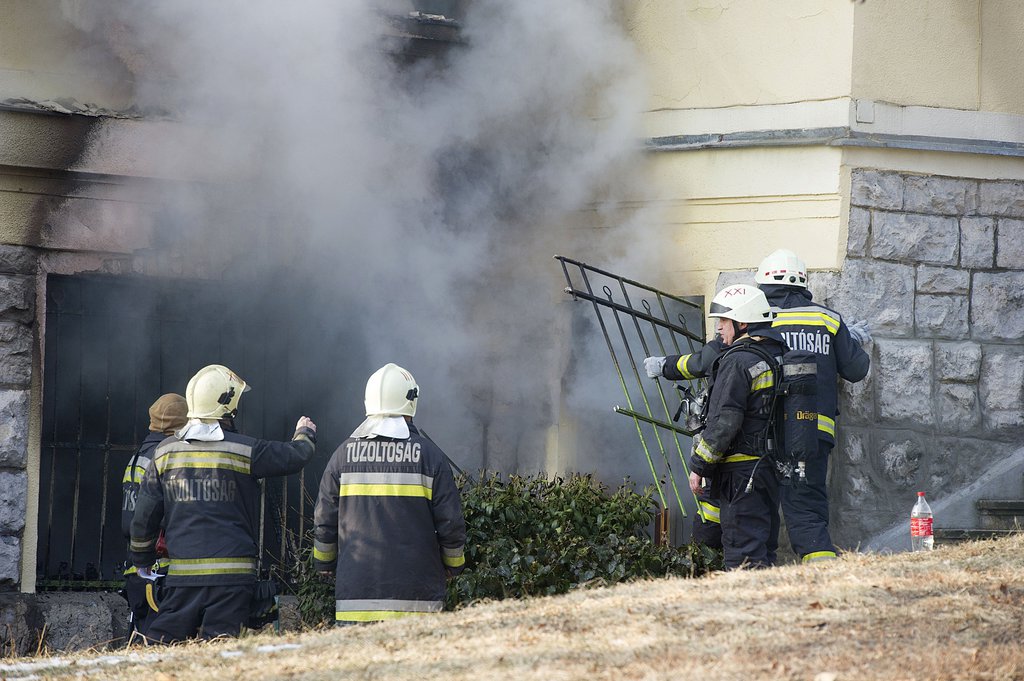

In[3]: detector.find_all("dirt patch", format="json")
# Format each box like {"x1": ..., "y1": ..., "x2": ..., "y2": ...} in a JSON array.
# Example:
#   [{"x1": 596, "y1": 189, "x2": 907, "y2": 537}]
[{"x1": 2, "y1": 535, "x2": 1023, "y2": 680}]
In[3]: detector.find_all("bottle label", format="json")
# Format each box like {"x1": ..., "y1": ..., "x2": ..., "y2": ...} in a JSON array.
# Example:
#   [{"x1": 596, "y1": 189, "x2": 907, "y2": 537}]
[{"x1": 911, "y1": 516, "x2": 933, "y2": 537}]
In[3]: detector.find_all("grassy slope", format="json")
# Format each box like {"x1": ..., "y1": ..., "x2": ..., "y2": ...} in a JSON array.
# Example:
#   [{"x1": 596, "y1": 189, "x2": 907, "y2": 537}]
[{"x1": 4, "y1": 535, "x2": 1023, "y2": 681}]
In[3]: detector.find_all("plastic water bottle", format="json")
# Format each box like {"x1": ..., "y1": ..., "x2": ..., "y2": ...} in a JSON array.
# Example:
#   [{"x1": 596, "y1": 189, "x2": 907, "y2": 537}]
[{"x1": 910, "y1": 491, "x2": 934, "y2": 551}]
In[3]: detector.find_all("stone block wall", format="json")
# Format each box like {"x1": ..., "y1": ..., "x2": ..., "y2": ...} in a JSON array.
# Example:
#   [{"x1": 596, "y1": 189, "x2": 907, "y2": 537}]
[
  {"x1": 819, "y1": 169, "x2": 1024, "y2": 546},
  {"x1": 0, "y1": 245, "x2": 34, "y2": 590}
]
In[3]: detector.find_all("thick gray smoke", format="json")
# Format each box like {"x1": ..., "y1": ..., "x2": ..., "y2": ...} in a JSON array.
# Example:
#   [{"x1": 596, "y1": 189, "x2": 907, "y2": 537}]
[{"x1": 59, "y1": 0, "x2": 667, "y2": 480}]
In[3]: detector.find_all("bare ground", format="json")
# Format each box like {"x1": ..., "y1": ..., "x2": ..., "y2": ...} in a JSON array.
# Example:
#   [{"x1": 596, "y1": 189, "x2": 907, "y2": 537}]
[{"x1": 4, "y1": 534, "x2": 1024, "y2": 681}]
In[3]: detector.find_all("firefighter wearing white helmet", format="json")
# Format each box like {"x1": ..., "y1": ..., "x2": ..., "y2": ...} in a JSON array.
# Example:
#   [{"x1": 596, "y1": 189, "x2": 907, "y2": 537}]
[
  {"x1": 131, "y1": 364, "x2": 317, "y2": 642},
  {"x1": 641, "y1": 285, "x2": 774, "y2": 553},
  {"x1": 184, "y1": 364, "x2": 249, "y2": 420},
  {"x1": 755, "y1": 248, "x2": 808, "y2": 288},
  {"x1": 685, "y1": 284, "x2": 787, "y2": 568},
  {"x1": 756, "y1": 248, "x2": 871, "y2": 563},
  {"x1": 314, "y1": 363, "x2": 466, "y2": 624}
]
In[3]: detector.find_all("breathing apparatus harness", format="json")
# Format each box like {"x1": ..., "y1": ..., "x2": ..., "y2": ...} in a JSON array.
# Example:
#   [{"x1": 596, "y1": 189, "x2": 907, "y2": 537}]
[
  {"x1": 678, "y1": 337, "x2": 818, "y2": 492},
  {"x1": 733, "y1": 341, "x2": 818, "y2": 488}
]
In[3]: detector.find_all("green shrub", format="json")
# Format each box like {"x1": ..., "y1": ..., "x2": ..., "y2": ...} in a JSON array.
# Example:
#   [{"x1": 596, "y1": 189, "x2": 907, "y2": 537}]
[
  {"x1": 287, "y1": 471, "x2": 721, "y2": 627},
  {"x1": 289, "y1": 540, "x2": 335, "y2": 628},
  {"x1": 447, "y1": 472, "x2": 718, "y2": 608}
]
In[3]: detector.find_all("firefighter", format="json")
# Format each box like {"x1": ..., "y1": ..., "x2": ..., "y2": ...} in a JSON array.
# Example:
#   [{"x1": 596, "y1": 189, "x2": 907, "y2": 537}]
[
  {"x1": 120, "y1": 393, "x2": 187, "y2": 636},
  {"x1": 644, "y1": 341, "x2": 725, "y2": 550},
  {"x1": 755, "y1": 248, "x2": 870, "y2": 562},
  {"x1": 686, "y1": 284, "x2": 786, "y2": 569},
  {"x1": 130, "y1": 365, "x2": 316, "y2": 642},
  {"x1": 313, "y1": 363, "x2": 466, "y2": 624}
]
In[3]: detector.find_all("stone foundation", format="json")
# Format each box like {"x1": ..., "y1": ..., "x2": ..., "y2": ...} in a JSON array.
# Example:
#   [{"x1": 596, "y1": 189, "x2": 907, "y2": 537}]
[{"x1": 820, "y1": 169, "x2": 1024, "y2": 546}]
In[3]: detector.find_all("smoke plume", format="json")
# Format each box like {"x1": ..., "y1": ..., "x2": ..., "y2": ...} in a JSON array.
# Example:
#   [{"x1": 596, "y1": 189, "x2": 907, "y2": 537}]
[{"x1": 57, "y1": 0, "x2": 665, "y2": 481}]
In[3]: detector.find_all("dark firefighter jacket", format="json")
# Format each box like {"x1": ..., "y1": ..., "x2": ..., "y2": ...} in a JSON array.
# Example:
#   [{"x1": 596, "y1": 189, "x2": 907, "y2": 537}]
[
  {"x1": 689, "y1": 334, "x2": 787, "y2": 479},
  {"x1": 312, "y1": 422, "x2": 466, "y2": 623},
  {"x1": 760, "y1": 284, "x2": 870, "y2": 445},
  {"x1": 663, "y1": 339, "x2": 727, "y2": 382},
  {"x1": 130, "y1": 426, "x2": 316, "y2": 586},
  {"x1": 122, "y1": 431, "x2": 166, "y2": 541}
]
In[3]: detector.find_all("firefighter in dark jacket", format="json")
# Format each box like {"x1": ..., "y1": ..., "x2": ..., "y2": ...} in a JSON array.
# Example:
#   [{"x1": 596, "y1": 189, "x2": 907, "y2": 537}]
[
  {"x1": 686, "y1": 284, "x2": 786, "y2": 569},
  {"x1": 313, "y1": 363, "x2": 466, "y2": 624},
  {"x1": 121, "y1": 393, "x2": 187, "y2": 635},
  {"x1": 755, "y1": 248, "x2": 870, "y2": 562},
  {"x1": 131, "y1": 364, "x2": 317, "y2": 642},
  {"x1": 644, "y1": 341, "x2": 726, "y2": 549}
]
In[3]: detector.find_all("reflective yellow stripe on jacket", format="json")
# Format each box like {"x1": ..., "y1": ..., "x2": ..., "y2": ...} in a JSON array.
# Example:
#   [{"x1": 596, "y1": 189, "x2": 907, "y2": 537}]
[
  {"x1": 166, "y1": 557, "x2": 257, "y2": 578},
  {"x1": 336, "y1": 598, "x2": 443, "y2": 622},
  {"x1": 338, "y1": 472, "x2": 434, "y2": 500},
  {"x1": 122, "y1": 456, "x2": 151, "y2": 484},
  {"x1": 313, "y1": 540, "x2": 337, "y2": 564},
  {"x1": 155, "y1": 441, "x2": 253, "y2": 475},
  {"x1": 693, "y1": 436, "x2": 723, "y2": 465},
  {"x1": 441, "y1": 546, "x2": 465, "y2": 568},
  {"x1": 675, "y1": 354, "x2": 700, "y2": 380},
  {"x1": 772, "y1": 309, "x2": 840, "y2": 335}
]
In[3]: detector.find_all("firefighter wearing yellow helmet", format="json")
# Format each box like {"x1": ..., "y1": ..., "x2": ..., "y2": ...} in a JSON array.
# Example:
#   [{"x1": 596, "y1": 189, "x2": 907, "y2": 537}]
[
  {"x1": 313, "y1": 363, "x2": 466, "y2": 624},
  {"x1": 684, "y1": 284, "x2": 787, "y2": 568},
  {"x1": 130, "y1": 364, "x2": 317, "y2": 642}
]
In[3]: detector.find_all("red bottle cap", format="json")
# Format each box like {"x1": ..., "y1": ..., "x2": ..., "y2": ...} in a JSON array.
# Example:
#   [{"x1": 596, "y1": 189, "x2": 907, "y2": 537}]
[{"x1": 917, "y1": 491, "x2": 925, "y2": 496}]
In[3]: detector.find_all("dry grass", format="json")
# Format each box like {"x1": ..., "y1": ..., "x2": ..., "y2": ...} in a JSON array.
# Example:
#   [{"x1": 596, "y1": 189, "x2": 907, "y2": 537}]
[{"x1": 4, "y1": 535, "x2": 1024, "y2": 681}]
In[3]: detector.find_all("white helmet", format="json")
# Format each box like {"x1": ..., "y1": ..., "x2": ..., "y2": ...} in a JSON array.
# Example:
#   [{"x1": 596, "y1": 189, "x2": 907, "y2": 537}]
[
  {"x1": 755, "y1": 248, "x2": 807, "y2": 288},
  {"x1": 365, "y1": 363, "x2": 418, "y2": 417},
  {"x1": 708, "y1": 285, "x2": 774, "y2": 324},
  {"x1": 185, "y1": 364, "x2": 250, "y2": 420}
]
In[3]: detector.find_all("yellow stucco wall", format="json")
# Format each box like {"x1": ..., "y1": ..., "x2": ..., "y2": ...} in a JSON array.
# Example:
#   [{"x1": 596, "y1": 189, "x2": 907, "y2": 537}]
[
  {"x1": 852, "y1": 0, "x2": 1024, "y2": 115},
  {"x1": 0, "y1": 2, "x2": 133, "y2": 109},
  {"x1": 625, "y1": 0, "x2": 854, "y2": 110},
  {"x1": 645, "y1": 145, "x2": 844, "y2": 313},
  {"x1": 627, "y1": 0, "x2": 1024, "y2": 317}
]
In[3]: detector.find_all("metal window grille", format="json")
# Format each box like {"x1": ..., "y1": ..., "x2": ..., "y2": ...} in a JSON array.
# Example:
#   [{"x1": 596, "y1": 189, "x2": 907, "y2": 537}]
[
  {"x1": 556, "y1": 255, "x2": 706, "y2": 545},
  {"x1": 37, "y1": 274, "x2": 326, "y2": 590}
]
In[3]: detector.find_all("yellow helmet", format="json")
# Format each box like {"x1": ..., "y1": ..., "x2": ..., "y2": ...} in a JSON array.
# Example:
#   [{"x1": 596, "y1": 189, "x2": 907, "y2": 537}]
[
  {"x1": 364, "y1": 363, "x2": 419, "y2": 417},
  {"x1": 185, "y1": 365, "x2": 250, "y2": 420}
]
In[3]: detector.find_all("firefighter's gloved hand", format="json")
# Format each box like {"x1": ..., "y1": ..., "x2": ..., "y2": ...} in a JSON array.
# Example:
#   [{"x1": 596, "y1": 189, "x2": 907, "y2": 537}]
[
  {"x1": 848, "y1": 320, "x2": 872, "y2": 346},
  {"x1": 643, "y1": 356, "x2": 666, "y2": 378}
]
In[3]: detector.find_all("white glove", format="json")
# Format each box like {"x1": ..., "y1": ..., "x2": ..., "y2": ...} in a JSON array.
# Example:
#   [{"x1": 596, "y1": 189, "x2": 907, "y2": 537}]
[
  {"x1": 643, "y1": 356, "x2": 667, "y2": 379},
  {"x1": 848, "y1": 320, "x2": 872, "y2": 346},
  {"x1": 137, "y1": 566, "x2": 160, "y2": 581}
]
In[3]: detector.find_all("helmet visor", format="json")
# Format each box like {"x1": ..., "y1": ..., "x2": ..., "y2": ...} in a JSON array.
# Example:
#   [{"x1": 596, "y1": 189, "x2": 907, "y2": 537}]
[{"x1": 708, "y1": 301, "x2": 732, "y2": 316}]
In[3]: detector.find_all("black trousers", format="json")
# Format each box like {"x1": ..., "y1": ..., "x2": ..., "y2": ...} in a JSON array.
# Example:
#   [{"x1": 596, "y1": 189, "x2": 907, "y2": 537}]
[
  {"x1": 714, "y1": 461, "x2": 779, "y2": 569},
  {"x1": 779, "y1": 441, "x2": 837, "y2": 560},
  {"x1": 145, "y1": 584, "x2": 255, "y2": 643}
]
